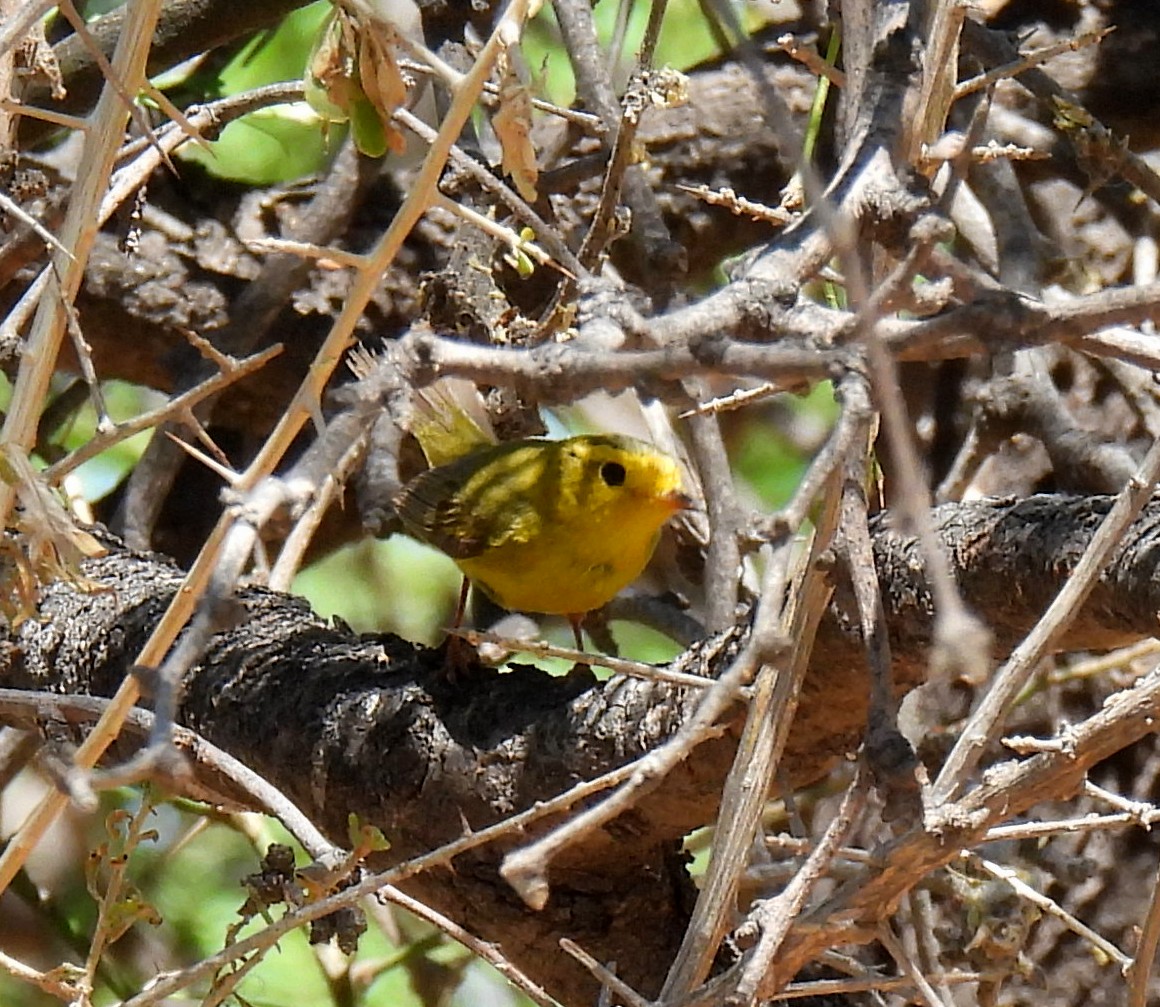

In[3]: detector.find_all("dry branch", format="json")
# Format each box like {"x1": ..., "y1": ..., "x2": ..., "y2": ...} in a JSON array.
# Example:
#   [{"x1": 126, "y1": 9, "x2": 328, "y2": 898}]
[
  {"x1": 3, "y1": 0, "x2": 1160, "y2": 1004},
  {"x1": 6, "y1": 489, "x2": 1160, "y2": 999}
]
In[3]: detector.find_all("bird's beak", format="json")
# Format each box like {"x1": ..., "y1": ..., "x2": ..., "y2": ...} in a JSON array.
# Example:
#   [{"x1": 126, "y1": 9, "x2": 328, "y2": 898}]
[{"x1": 664, "y1": 491, "x2": 695, "y2": 513}]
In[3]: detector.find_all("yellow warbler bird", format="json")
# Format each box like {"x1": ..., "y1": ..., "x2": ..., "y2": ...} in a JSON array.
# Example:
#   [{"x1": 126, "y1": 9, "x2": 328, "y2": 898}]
[{"x1": 394, "y1": 433, "x2": 689, "y2": 644}]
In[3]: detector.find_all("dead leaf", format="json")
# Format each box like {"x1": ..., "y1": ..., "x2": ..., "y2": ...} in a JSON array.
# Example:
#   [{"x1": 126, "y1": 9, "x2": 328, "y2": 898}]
[
  {"x1": 304, "y1": 10, "x2": 361, "y2": 124},
  {"x1": 493, "y1": 59, "x2": 538, "y2": 202},
  {"x1": 357, "y1": 19, "x2": 408, "y2": 156},
  {"x1": 0, "y1": 446, "x2": 107, "y2": 626}
]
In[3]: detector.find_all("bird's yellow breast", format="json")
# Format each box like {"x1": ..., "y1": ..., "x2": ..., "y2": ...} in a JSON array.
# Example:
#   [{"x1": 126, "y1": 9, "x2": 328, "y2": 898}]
[{"x1": 396, "y1": 433, "x2": 687, "y2": 617}]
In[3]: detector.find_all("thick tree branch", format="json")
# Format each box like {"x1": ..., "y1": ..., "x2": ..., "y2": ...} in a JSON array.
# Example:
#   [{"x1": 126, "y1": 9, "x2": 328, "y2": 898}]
[{"x1": 4, "y1": 493, "x2": 1160, "y2": 1000}]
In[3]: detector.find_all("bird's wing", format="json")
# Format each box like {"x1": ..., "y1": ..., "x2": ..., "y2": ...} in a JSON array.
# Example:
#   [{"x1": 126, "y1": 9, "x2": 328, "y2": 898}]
[
  {"x1": 395, "y1": 465, "x2": 488, "y2": 559},
  {"x1": 394, "y1": 443, "x2": 545, "y2": 560}
]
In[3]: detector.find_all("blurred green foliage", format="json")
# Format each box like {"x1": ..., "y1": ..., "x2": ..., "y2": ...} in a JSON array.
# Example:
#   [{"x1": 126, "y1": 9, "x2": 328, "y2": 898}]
[
  {"x1": 0, "y1": 786, "x2": 505, "y2": 1007},
  {"x1": 58, "y1": 382, "x2": 160, "y2": 501},
  {"x1": 525, "y1": 0, "x2": 776, "y2": 106},
  {"x1": 0, "y1": 376, "x2": 157, "y2": 499},
  {"x1": 172, "y1": 0, "x2": 781, "y2": 185},
  {"x1": 296, "y1": 536, "x2": 461, "y2": 644},
  {"x1": 734, "y1": 383, "x2": 839, "y2": 509},
  {"x1": 174, "y1": 2, "x2": 337, "y2": 185}
]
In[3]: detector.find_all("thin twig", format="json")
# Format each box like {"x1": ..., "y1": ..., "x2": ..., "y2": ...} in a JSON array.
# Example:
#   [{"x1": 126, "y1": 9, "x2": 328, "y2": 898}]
[
  {"x1": 44, "y1": 345, "x2": 282, "y2": 483},
  {"x1": 931, "y1": 430, "x2": 1160, "y2": 804},
  {"x1": 0, "y1": 188, "x2": 73, "y2": 259},
  {"x1": 560, "y1": 939, "x2": 651, "y2": 1007},
  {"x1": 954, "y1": 27, "x2": 1111, "y2": 100},
  {"x1": 0, "y1": 0, "x2": 166, "y2": 899},
  {"x1": 83, "y1": 791, "x2": 159, "y2": 990},
  {"x1": 685, "y1": 410, "x2": 744, "y2": 632},
  {"x1": 0, "y1": 947, "x2": 79, "y2": 1002},
  {"x1": 1127, "y1": 855, "x2": 1160, "y2": 1007},
  {"x1": 745, "y1": 375, "x2": 869, "y2": 545},
  {"x1": 727, "y1": 763, "x2": 869, "y2": 1006},
  {"x1": 857, "y1": 221, "x2": 995, "y2": 692},
  {"x1": 908, "y1": 887, "x2": 957, "y2": 1007},
  {"x1": 970, "y1": 853, "x2": 1130, "y2": 970},
  {"x1": 877, "y1": 922, "x2": 952, "y2": 1007},
  {"x1": 768, "y1": 969, "x2": 996, "y2": 1001},
  {"x1": 458, "y1": 630, "x2": 722, "y2": 691},
  {"x1": 267, "y1": 431, "x2": 369, "y2": 591},
  {"x1": 55, "y1": 270, "x2": 111, "y2": 429},
  {"x1": 774, "y1": 33, "x2": 846, "y2": 86},
  {"x1": 660, "y1": 467, "x2": 844, "y2": 1000},
  {"x1": 385, "y1": 886, "x2": 559, "y2": 1007},
  {"x1": 394, "y1": 105, "x2": 585, "y2": 278},
  {"x1": 983, "y1": 811, "x2": 1160, "y2": 843},
  {"x1": 1084, "y1": 780, "x2": 1160, "y2": 821},
  {"x1": 429, "y1": 191, "x2": 573, "y2": 278},
  {"x1": 399, "y1": 57, "x2": 605, "y2": 131},
  {"x1": 243, "y1": 237, "x2": 366, "y2": 269}
]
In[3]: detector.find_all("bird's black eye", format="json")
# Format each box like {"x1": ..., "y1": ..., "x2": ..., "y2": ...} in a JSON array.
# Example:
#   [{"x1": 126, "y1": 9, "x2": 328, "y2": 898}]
[{"x1": 600, "y1": 461, "x2": 627, "y2": 487}]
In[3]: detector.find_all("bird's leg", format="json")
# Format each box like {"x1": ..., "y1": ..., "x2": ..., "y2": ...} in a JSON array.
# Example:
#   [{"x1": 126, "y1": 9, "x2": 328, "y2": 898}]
[
  {"x1": 444, "y1": 577, "x2": 472, "y2": 670},
  {"x1": 581, "y1": 607, "x2": 621, "y2": 657},
  {"x1": 567, "y1": 613, "x2": 585, "y2": 651},
  {"x1": 452, "y1": 577, "x2": 470, "y2": 630}
]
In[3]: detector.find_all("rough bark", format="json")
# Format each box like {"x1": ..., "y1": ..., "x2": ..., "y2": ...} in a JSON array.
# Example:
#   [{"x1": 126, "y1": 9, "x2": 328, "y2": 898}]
[{"x1": 4, "y1": 493, "x2": 1160, "y2": 1001}]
